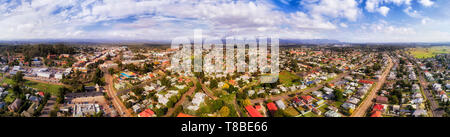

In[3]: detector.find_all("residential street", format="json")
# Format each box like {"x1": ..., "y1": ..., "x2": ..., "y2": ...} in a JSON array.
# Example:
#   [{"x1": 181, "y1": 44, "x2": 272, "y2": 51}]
[
  {"x1": 104, "y1": 69, "x2": 132, "y2": 117},
  {"x1": 164, "y1": 77, "x2": 197, "y2": 117},
  {"x1": 414, "y1": 64, "x2": 444, "y2": 117},
  {"x1": 351, "y1": 55, "x2": 393, "y2": 117}
]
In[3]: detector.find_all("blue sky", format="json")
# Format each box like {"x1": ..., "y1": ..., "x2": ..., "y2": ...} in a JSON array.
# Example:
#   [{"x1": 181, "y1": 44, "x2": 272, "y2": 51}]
[{"x1": 0, "y1": 0, "x2": 448, "y2": 43}]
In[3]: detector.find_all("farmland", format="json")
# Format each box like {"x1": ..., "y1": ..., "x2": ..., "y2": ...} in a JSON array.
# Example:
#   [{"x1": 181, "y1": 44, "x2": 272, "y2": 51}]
[{"x1": 409, "y1": 46, "x2": 450, "y2": 58}]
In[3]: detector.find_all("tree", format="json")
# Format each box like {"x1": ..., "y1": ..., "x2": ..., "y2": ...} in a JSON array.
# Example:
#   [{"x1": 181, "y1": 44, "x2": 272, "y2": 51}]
[
  {"x1": 93, "y1": 68, "x2": 104, "y2": 86},
  {"x1": 211, "y1": 100, "x2": 224, "y2": 112},
  {"x1": 210, "y1": 79, "x2": 218, "y2": 89},
  {"x1": 12, "y1": 71, "x2": 25, "y2": 84},
  {"x1": 273, "y1": 110, "x2": 285, "y2": 117},
  {"x1": 391, "y1": 95, "x2": 399, "y2": 104},
  {"x1": 219, "y1": 106, "x2": 230, "y2": 117},
  {"x1": 334, "y1": 89, "x2": 344, "y2": 102},
  {"x1": 242, "y1": 98, "x2": 252, "y2": 107},
  {"x1": 56, "y1": 87, "x2": 68, "y2": 104},
  {"x1": 426, "y1": 62, "x2": 433, "y2": 68},
  {"x1": 12, "y1": 84, "x2": 21, "y2": 96},
  {"x1": 108, "y1": 68, "x2": 115, "y2": 74}
]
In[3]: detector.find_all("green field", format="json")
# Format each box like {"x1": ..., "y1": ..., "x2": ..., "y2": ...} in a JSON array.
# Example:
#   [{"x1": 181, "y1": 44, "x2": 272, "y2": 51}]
[
  {"x1": 279, "y1": 71, "x2": 300, "y2": 86},
  {"x1": 409, "y1": 46, "x2": 450, "y2": 59},
  {"x1": 284, "y1": 106, "x2": 300, "y2": 116},
  {"x1": 1, "y1": 76, "x2": 63, "y2": 95}
]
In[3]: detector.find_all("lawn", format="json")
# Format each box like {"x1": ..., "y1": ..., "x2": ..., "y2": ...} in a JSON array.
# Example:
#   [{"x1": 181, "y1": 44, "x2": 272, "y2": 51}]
[
  {"x1": 302, "y1": 111, "x2": 321, "y2": 117},
  {"x1": 3, "y1": 90, "x2": 16, "y2": 103},
  {"x1": 284, "y1": 106, "x2": 300, "y2": 116},
  {"x1": 1, "y1": 77, "x2": 63, "y2": 96},
  {"x1": 24, "y1": 81, "x2": 63, "y2": 95},
  {"x1": 331, "y1": 101, "x2": 344, "y2": 108},
  {"x1": 279, "y1": 71, "x2": 300, "y2": 86},
  {"x1": 409, "y1": 46, "x2": 450, "y2": 59},
  {"x1": 318, "y1": 104, "x2": 329, "y2": 113}
]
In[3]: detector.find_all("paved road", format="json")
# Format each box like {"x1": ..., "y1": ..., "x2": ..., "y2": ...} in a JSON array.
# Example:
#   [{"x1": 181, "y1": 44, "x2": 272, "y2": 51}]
[
  {"x1": 412, "y1": 59, "x2": 444, "y2": 117},
  {"x1": 164, "y1": 77, "x2": 197, "y2": 117},
  {"x1": 351, "y1": 55, "x2": 393, "y2": 117},
  {"x1": 103, "y1": 66, "x2": 133, "y2": 117},
  {"x1": 199, "y1": 79, "x2": 218, "y2": 100},
  {"x1": 40, "y1": 96, "x2": 57, "y2": 117}
]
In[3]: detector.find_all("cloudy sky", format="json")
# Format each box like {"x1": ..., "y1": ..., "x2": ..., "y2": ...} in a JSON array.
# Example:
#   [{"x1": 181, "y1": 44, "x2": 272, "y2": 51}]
[{"x1": 0, "y1": 0, "x2": 449, "y2": 43}]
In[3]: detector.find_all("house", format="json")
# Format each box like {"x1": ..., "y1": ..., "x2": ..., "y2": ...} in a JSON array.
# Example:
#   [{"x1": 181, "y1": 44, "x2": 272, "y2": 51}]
[
  {"x1": 312, "y1": 91, "x2": 323, "y2": 98},
  {"x1": 370, "y1": 111, "x2": 382, "y2": 117},
  {"x1": 315, "y1": 99, "x2": 325, "y2": 106},
  {"x1": 358, "y1": 80, "x2": 374, "y2": 84},
  {"x1": 8, "y1": 99, "x2": 22, "y2": 112},
  {"x1": 28, "y1": 95, "x2": 40, "y2": 103},
  {"x1": 266, "y1": 102, "x2": 278, "y2": 112},
  {"x1": 341, "y1": 102, "x2": 355, "y2": 110},
  {"x1": 192, "y1": 92, "x2": 206, "y2": 106},
  {"x1": 376, "y1": 96, "x2": 389, "y2": 104},
  {"x1": 245, "y1": 105, "x2": 263, "y2": 117},
  {"x1": 37, "y1": 72, "x2": 51, "y2": 79},
  {"x1": 324, "y1": 110, "x2": 341, "y2": 117},
  {"x1": 248, "y1": 90, "x2": 255, "y2": 96},
  {"x1": 301, "y1": 95, "x2": 313, "y2": 104},
  {"x1": 372, "y1": 104, "x2": 384, "y2": 112},
  {"x1": 37, "y1": 91, "x2": 45, "y2": 97},
  {"x1": 412, "y1": 109, "x2": 427, "y2": 117},
  {"x1": 138, "y1": 109, "x2": 156, "y2": 117},
  {"x1": 54, "y1": 73, "x2": 63, "y2": 79},
  {"x1": 132, "y1": 104, "x2": 142, "y2": 113},
  {"x1": 1, "y1": 66, "x2": 9, "y2": 72},
  {"x1": 411, "y1": 84, "x2": 420, "y2": 93},
  {"x1": 323, "y1": 87, "x2": 334, "y2": 94},
  {"x1": 0, "y1": 102, "x2": 5, "y2": 109},
  {"x1": 177, "y1": 113, "x2": 194, "y2": 117},
  {"x1": 347, "y1": 97, "x2": 360, "y2": 105},
  {"x1": 275, "y1": 100, "x2": 286, "y2": 110}
]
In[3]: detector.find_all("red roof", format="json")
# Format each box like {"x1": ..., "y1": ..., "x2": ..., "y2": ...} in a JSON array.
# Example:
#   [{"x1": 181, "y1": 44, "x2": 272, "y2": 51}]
[
  {"x1": 359, "y1": 80, "x2": 374, "y2": 84},
  {"x1": 38, "y1": 92, "x2": 45, "y2": 97},
  {"x1": 370, "y1": 111, "x2": 382, "y2": 117},
  {"x1": 245, "y1": 105, "x2": 263, "y2": 117},
  {"x1": 293, "y1": 98, "x2": 301, "y2": 103},
  {"x1": 255, "y1": 105, "x2": 262, "y2": 110},
  {"x1": 177, "y1": 113, "x2": 194, "y2": 117},
  {"x1": 138, "y1": 109, "x2": 155, "y2": 117},
  {"x1": 267, "y1": 102, "x2": 278, "y2": 111},
  {"x1": 372, "y1": 104, "x2": 384, "y2": 112},
  {"x1": 301, "y1": 95, "x2": 313, "y2": 101}
]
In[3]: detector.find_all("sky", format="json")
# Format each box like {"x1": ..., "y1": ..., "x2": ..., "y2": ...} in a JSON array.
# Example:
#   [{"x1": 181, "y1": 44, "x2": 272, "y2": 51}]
[{"x1": 0, "y1": 0, "x2": 449, "y2": 43}]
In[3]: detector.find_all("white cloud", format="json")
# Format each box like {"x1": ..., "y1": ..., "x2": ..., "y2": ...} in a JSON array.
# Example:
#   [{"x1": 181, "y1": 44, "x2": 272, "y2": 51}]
[
  {"x1": 378, "y1": 6, "x2": 390, "y2": 16},
  {"x1": 302, "y1": 0, "x2": 360, "y2": 21},
  {"x1": 280, "y1": 0, "x2": 290, "y2": 5},
  {"x1": 0, "y1": 0, "x2": 446, "y2": 42},
  {"x1": 418, "y1": 0, "x2": 434, "y2": 7},
  {"x1": 365, "y1": 0, "x2": 412, "y2": 16},
  {"x1": 404, "y1": 6, "x2": 420, "y2": 17},
  {"x1": 287, "y1": 11, "x2": 337, "y2": 30}
]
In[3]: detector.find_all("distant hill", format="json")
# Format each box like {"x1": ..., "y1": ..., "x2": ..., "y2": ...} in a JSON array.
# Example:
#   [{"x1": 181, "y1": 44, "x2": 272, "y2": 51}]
[{"x1": 280, "y1": 39, "x2": 341, "y2": 45}]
